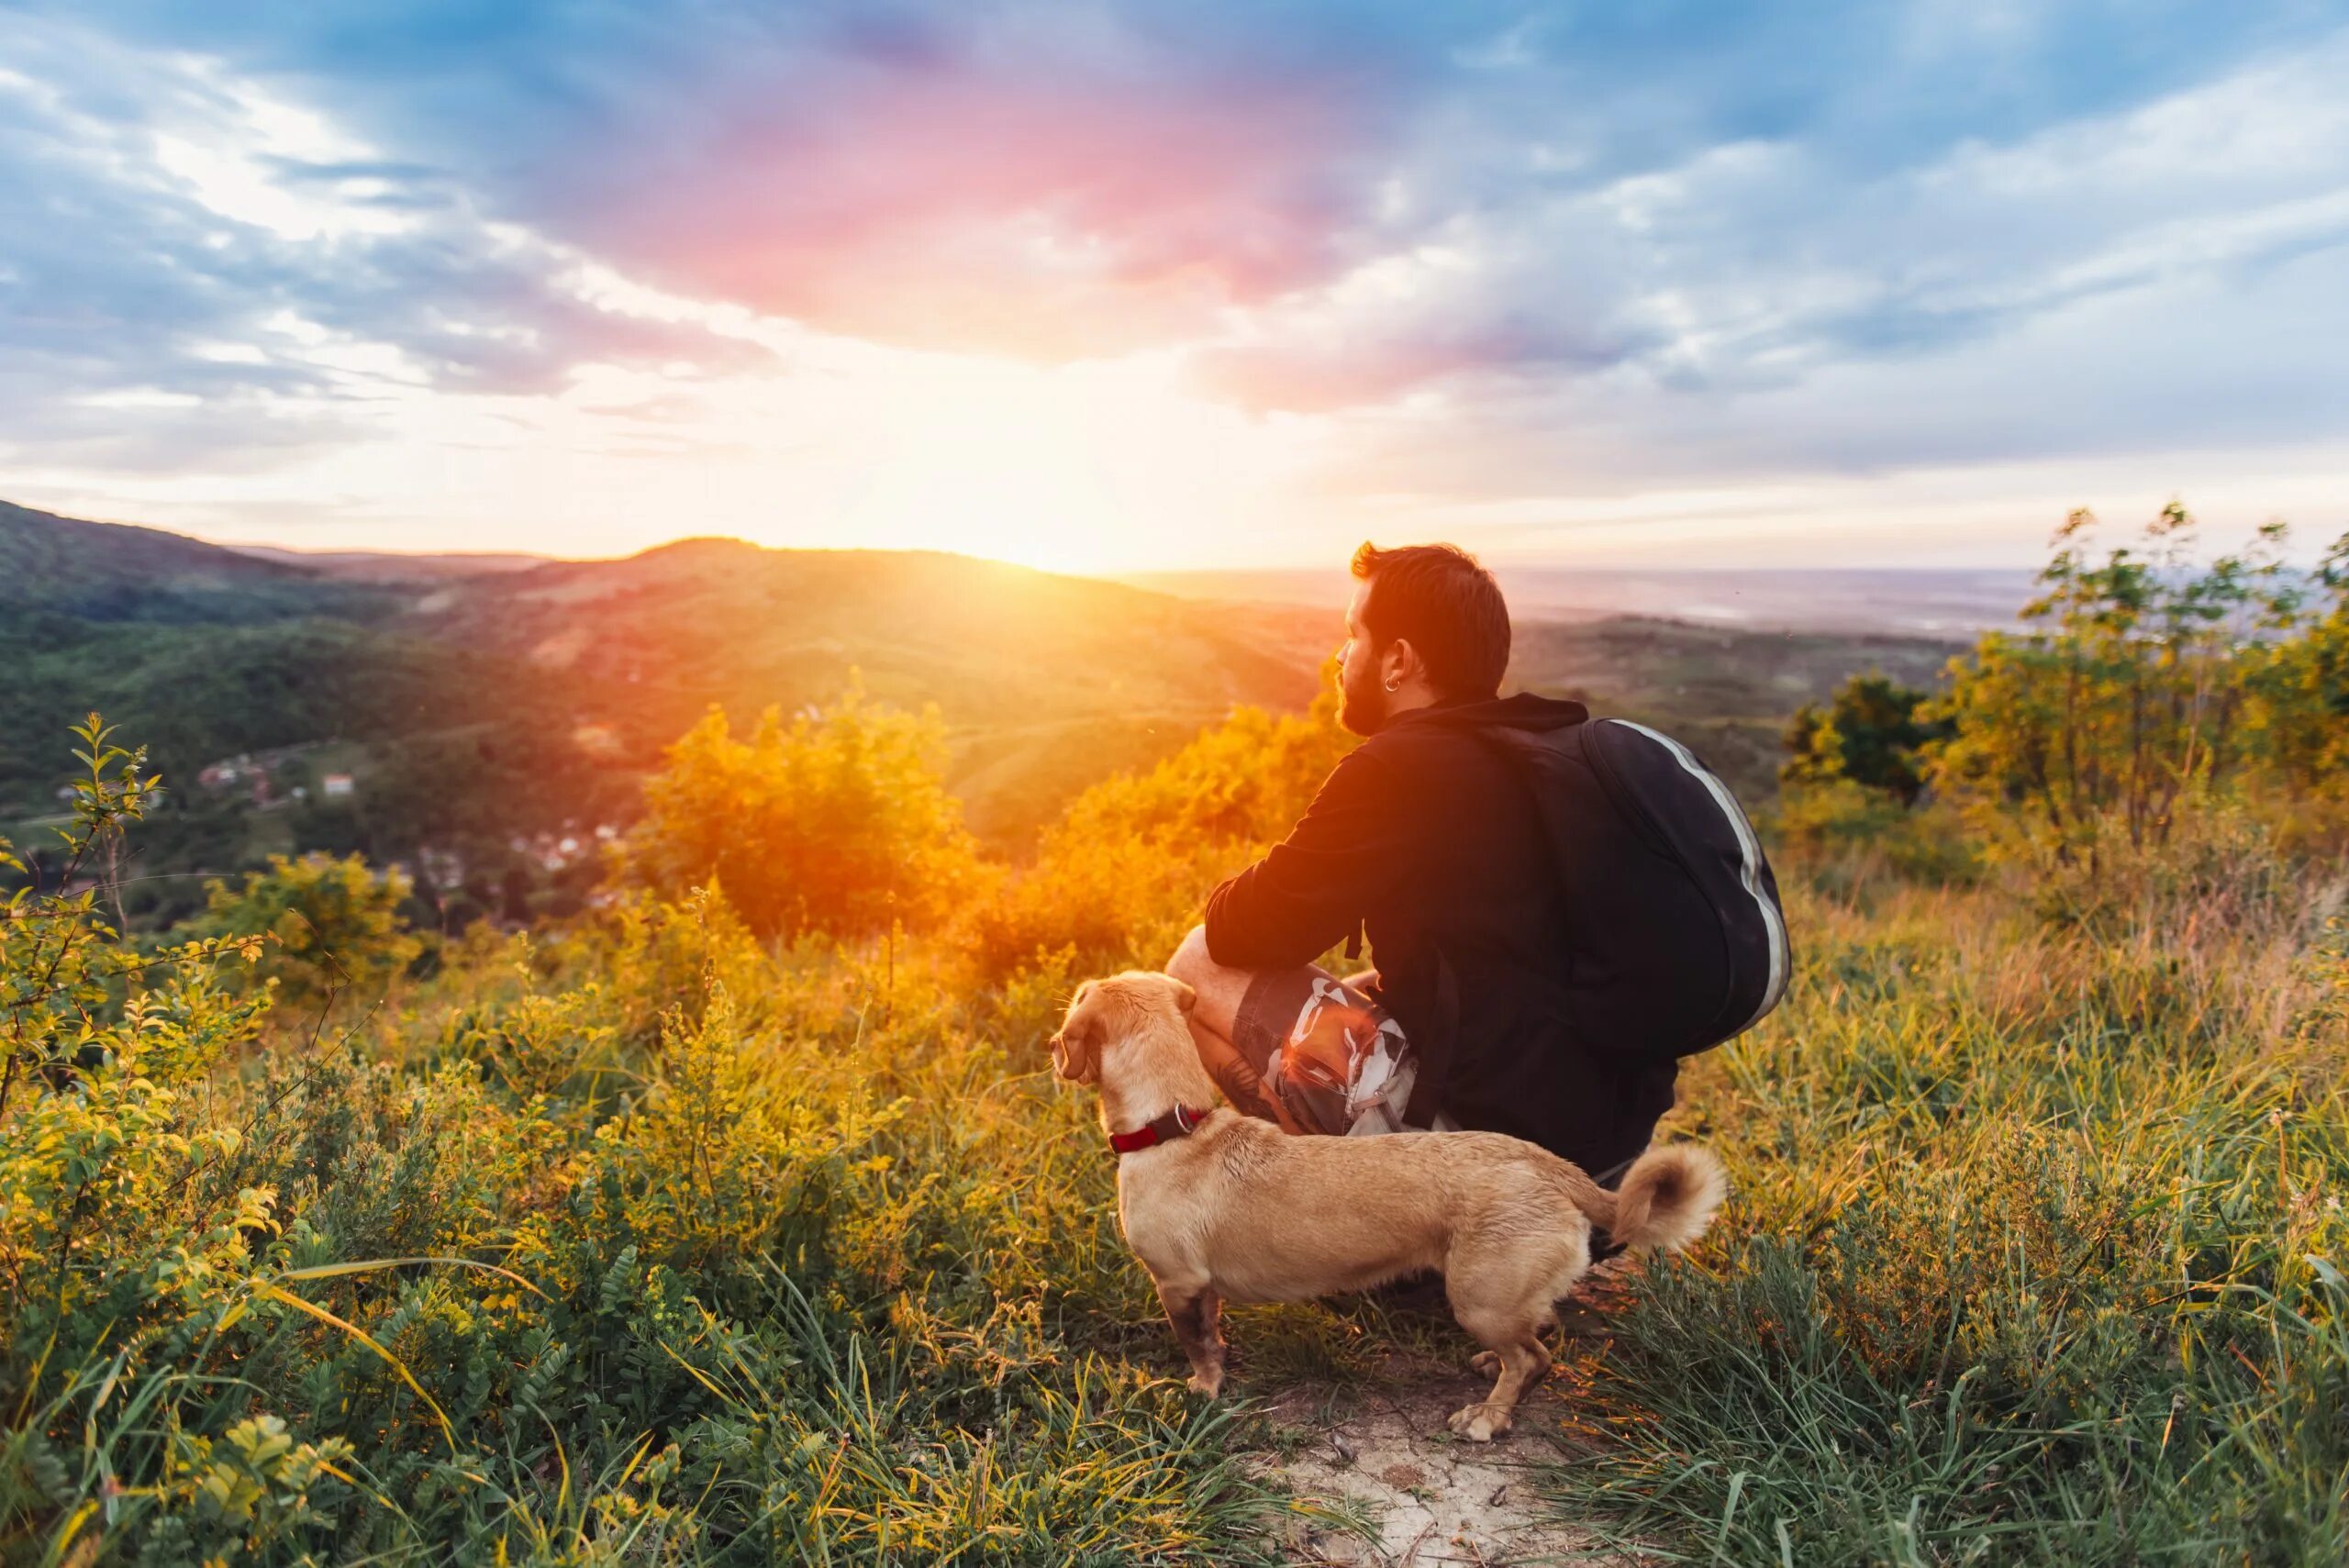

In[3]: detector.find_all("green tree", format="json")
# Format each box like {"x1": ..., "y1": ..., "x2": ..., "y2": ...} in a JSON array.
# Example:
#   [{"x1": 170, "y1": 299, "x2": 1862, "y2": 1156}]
[
  {"x1": 1782, "y1": 673, "x2": 1953, "y2": 806},
  {"x1": 2258, "y1": 529, "x2": 2349, "y2": 796},
  {"x1": 621, "y1": 679, "x2": 985, "y2": 941},
  {"x1": 197, "y1": 852, "x2": 423, "y2": 1010},
  {"x1": 1927, "y1": 505, "x2": 2313, "y2": 858}
]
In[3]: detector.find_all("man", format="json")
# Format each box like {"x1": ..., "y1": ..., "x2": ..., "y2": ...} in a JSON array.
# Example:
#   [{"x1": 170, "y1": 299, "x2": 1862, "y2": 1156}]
[{"x1": 1166, "y1": 542, "x2": 1676, "y2": 1184}]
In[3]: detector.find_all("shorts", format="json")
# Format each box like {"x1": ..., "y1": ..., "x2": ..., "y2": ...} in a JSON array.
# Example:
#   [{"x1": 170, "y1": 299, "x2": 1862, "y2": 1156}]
[{"x1": 1227, "y1": 965, "x2": 1424, "y2": 1137}]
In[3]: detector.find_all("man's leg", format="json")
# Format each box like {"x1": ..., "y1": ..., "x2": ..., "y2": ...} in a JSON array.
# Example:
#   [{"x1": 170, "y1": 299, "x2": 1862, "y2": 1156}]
[{"x1": 1165, "y1": 926, "x2": 1304, "y2": 1129}]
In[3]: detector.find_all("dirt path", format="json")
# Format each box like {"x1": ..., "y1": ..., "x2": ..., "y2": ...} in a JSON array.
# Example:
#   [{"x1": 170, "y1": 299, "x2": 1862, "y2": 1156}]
[
  {"x1": 1248, "y1": 1275, "x2": 1642, "y2": 1566},
  {"x1": 1254, "y1": 1366, "x2": 1600, "y2": 1564}
]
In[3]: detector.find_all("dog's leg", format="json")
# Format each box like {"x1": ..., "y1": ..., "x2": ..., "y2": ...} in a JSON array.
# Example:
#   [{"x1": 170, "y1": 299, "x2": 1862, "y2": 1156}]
[
  {"x1": 1449, "y1": 1319, "x2": 1549, "y2": 1442},
  {"x1": 1157, "y1": 1280, "x2": 1226, "y2": 1397}
]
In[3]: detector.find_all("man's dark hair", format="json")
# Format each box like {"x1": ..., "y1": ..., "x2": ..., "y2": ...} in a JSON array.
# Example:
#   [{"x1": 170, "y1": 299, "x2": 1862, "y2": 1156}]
[{"x1": 1351, "y1": 541, "x2": 1510, "y2": 699}]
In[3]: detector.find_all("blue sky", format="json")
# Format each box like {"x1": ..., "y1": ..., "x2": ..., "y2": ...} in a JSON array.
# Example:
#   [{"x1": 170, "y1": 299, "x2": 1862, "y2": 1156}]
[{"x1": 2, "y1": 1, "x2": 2344, "y2": 568}]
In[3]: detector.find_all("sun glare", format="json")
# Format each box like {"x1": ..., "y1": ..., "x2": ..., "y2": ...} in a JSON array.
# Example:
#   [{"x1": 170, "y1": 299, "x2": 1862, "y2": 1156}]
[
  {"x1": 727, "y1": 347, "x2": 1319, "y2": 575},
  {"x1": 835, "y1": 360, "x2": 1128, "y2": 573}
]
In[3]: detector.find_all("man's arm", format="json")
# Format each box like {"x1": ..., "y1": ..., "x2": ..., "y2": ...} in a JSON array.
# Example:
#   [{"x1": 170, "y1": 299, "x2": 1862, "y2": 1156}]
[{"x1": 1203, "y1": 748, "x2": 1408, "y2": 971}]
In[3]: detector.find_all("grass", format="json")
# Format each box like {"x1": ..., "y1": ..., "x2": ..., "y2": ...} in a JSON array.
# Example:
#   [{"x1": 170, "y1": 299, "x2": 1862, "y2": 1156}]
[
  {"x1": 7, "y1": 709, "x2": 2347, "y2": 1564},
  {"x1": 1536, "y1": 873, "x2": 2349, "y2": 1564}
]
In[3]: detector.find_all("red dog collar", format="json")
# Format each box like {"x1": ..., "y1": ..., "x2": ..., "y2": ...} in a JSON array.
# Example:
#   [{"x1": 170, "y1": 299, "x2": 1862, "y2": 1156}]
[{"x1": 1108, "y1": 1105, "x2": 1208, "y2": 1156}]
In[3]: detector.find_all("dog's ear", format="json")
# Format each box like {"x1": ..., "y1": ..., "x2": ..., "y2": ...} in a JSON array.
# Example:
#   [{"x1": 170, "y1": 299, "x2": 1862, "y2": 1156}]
[
  {"x1": 1166, "y1": 976, "x2": 1197, "y2": 1015},
  {"x1": 1052, "y1": 982, "x2": 1102, "y2": 1083},
  {"x1": 1052, "y1": 1016, "x2": 1100, "y2": 1083}
]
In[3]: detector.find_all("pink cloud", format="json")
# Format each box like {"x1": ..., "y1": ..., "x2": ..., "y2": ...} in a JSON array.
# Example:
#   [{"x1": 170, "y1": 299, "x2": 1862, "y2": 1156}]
[
  {"x1": 567, "y1": 64, "x2": 1381, "y2": 360},
  {"x1": 1186, "y1": 337, "x2": 1492, "y2": 412}
]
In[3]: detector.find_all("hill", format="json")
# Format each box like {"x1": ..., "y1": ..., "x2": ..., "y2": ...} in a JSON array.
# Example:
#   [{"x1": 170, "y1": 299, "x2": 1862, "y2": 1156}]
[
  {"x1": 0, "y1": 499, "x2": 343, "y2": 621},
  {"x1": 227, "y1": 542, "x2": 553, "y2": 582},
  {"x1": 0, "y1": 501, "x2": 1966, "y2": 924},
  {"x1": 0, "y1": 507, "x2": 1330, "y2": 915}
]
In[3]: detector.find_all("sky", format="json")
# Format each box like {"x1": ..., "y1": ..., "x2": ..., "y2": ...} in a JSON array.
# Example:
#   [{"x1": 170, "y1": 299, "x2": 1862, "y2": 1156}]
[{"x1": 3, "y1": 1, "x2": 2346, "y2": 573}]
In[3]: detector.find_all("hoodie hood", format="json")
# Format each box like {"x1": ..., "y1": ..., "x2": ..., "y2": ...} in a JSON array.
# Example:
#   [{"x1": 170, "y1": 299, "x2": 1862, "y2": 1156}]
[{"x1": 1393, "y1": 691, "x2": 1589, "y2": 734}]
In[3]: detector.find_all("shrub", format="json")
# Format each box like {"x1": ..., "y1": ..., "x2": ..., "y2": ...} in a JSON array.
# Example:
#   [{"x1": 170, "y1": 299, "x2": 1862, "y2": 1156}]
[
  {"x1": 964, "y1": 693, "x2": 1353, "y2": 982},
  {"x1": 1, "y1": 719, "x2": 1300, "y2": 1565},
  {"x1": 1770, "y1": 777, "x2": 1981, "y2": 892},
  {"x1": 1782, "y1": 673, "x2": 1952, "y2": 806},
  {"x1": 196, "y1": 851, "x2": 424, "y2": 1012},
  {"x1": 1927, "y1": 506, "x2": 2333, "y2": 862},
  {"x1": 621, "y1": 679, "x2": 986, "y2": 942}
]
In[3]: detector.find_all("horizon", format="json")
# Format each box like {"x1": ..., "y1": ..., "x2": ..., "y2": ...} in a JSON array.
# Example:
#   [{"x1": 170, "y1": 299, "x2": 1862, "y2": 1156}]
[{"x1": 4, "y1": 4, "x2": 2345, "y2": 571}]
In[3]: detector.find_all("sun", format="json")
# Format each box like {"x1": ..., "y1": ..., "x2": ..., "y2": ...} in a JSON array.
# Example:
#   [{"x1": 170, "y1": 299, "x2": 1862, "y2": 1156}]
[
  {"x1": 790, "y1": 346, "x2": 1308, "y2": 575},
  {"x1": 839, "y1": 361, "x2": 1129, "y2": 573}
]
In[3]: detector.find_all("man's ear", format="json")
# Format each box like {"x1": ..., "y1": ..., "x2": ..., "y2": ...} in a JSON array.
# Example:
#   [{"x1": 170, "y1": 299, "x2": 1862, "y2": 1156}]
[{"x1": 1167, "y1": 977, "x2": 1197, "y2": 1015}]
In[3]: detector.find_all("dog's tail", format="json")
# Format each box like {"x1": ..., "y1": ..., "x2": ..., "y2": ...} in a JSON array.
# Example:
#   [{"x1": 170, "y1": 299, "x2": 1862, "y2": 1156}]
[{"x1": 1580, "y1": 1144, "x2": 1727, "y2": 1253}]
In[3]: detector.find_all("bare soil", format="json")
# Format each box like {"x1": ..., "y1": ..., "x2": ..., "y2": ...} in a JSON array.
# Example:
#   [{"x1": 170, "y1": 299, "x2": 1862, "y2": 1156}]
[{"x1": 1248, "y1": 1273, "x2": 1646, "y2": 1566}]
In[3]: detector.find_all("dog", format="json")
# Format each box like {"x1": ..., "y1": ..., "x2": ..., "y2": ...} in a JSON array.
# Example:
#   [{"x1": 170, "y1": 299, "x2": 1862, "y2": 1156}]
[{"x1": 1051, "y1": 969, "x2": 1726, "y2": 1440}]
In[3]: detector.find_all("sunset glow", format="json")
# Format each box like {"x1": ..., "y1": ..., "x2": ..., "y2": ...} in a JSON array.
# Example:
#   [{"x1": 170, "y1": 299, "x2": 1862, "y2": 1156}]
[{"x1": 4, "y1": 4, "x2": 2344, "y2": 566}]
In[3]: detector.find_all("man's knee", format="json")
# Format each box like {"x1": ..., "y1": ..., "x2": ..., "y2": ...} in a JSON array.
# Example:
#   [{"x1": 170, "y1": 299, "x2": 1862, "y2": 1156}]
[{"x1": 1166, "y1": 923, "x2": 1214, "y2": 982}]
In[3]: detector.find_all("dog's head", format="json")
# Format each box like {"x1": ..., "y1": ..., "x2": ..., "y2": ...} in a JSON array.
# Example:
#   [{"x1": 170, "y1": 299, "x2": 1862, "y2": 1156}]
[{"x1": 1051, "y1": 971, "x2": 1197, "y2": 1087}]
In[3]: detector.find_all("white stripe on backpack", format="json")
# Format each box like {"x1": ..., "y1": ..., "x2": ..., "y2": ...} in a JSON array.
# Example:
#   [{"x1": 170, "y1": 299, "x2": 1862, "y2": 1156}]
[{"x1": 1609, "y1": 720, "x2": 1790, "y2": 1032}]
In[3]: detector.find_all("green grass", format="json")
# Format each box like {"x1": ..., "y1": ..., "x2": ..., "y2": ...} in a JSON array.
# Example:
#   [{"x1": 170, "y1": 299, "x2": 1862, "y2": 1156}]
[
  {"x1": 1536, "y1": 875, "x2": 2349, "y2": 1564},
  {"x1": 7, "y1": 723, "x2": 2346, "y2": 1564}
]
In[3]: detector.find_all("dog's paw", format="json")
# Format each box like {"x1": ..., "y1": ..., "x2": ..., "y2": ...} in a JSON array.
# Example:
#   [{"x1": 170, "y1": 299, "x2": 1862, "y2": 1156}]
[
  {"x1": 1469, "y1": 1351, "x2": 1501, "y2": 1377},
  {"x1": 1447, "y1": 1402, "x2": 1514, "y2": 1442},
  {"x1": 1186, "y1": 1370, "x2": 1225, "y2": 1399}
]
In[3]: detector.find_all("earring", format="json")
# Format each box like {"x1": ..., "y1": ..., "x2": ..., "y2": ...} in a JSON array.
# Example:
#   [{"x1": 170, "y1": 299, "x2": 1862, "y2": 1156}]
[{"x1": 1384, "y1": 676, "x2": 1402, "y2": 692}]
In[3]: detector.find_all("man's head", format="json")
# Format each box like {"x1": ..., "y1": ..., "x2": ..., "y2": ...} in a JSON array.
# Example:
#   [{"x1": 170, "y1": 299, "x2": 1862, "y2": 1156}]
[{"x1": 1339, "y1": 542, "x2": 1510, "y2": 735}]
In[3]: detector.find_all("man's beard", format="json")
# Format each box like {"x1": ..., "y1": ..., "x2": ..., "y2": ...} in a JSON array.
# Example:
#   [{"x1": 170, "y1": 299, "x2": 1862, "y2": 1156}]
[{"x1": 1338, "y1": 656, "x2": 1388, "y2": 737}]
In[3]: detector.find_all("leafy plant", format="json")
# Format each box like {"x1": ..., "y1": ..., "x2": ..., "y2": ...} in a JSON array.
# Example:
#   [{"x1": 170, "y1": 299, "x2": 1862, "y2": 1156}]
[
  {"x1": 195, "y1": 851, "x2": 424, "y2": 1013},
  {"x1": 621, "y1": 679, "x2": 986, "y2": 942}
]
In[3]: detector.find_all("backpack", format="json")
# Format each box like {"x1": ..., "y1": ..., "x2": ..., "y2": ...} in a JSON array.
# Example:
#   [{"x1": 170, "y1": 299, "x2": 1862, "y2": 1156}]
[{"x1": 1475, "y1": 717, "x2": 1790, "y2": 1060}]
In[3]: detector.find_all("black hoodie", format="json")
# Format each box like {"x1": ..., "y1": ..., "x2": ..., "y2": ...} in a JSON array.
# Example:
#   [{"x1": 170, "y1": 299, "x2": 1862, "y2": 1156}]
[{"x1": 1203, "y1": 692, "x2": 1675, "y2": 1176}]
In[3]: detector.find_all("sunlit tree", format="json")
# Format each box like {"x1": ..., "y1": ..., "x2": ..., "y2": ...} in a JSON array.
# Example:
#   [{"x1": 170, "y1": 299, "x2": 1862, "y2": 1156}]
[
  {"x1": 622, "y1": 678, "x2": 984, "y2": 941},
  {"x1": 1926, "y1": 505, "x2": 2326, "y2": 859}
]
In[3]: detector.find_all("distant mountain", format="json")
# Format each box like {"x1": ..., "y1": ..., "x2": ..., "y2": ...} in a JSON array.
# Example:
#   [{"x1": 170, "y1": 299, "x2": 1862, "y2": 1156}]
[
  {"x1": 1124, "y1": 564, "x2": 2037, "y2": 637},
  {"x1": 0, "y1": 505, "x2": 1328, "y2": 865},
  {"x1": 0, "y1": 500, "x2": 329, "y2": 619},
  {"x1": 397, "y1": 536, "x2": 1330, "y2": 843},
  {"x1": 418, "y1": 536, "x2": 1325, "y2": 738},
  {"x1": 3, "y1": 500, "x2": 1978, "y2": 925},
  {"x1": 227, "y1": 543, "x2": 552, "y2": 582}
]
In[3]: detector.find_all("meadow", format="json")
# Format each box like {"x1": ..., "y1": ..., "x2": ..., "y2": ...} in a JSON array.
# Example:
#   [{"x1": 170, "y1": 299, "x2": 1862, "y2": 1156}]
[{"x1": 4, "y1": 511, "x2": 2345, "y2": 1565}]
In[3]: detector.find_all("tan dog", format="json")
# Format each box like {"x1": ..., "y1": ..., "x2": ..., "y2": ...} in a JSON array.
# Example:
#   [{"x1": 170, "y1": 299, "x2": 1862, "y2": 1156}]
[{"x1": 1052, "y1": 970, "x2": 1726, "y2": 1440}]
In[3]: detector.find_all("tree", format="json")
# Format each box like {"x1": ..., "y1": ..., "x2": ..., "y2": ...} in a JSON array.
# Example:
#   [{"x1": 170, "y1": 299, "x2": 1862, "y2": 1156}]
[
  {"x1": 1782, "y1": 673, "x2": 1953, "y2": 806},
  {"x1": 1927, "y1": 505, "x2": 2320, "y2": 859},
  {"x1": 620, "y1": 679, "x2": 984, "y2": 941},
  {"x1": 196, "y1": 852, "x2": 422, "y2": 1011},
  {"x1": 2258, "y1": 528, "x2": 2349, "y2": 795}
]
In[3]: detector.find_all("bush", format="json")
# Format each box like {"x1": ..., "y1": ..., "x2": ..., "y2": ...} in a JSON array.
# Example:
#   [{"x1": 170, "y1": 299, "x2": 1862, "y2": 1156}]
[
  {"x1": 1770, "y1": 777, "x2": 1981, "y2": 893},
  {"x1": 1782, "y1": 673, "x2": 1952, "y2": 806},
  {"x1": 196, "y1": 851, "x2": 424, "y2": 1012},
  {"x1": 964, "y1": 693, "x2": 1353, "y2": 983},
  {"x1": 1928, "y1": 506, "x2": 2340, "y2": 863},
  {"x1": 621, "y1": 679, "x2": 986, "y2": 943},
  {"x1": 1, "y1": 720, "x2": 1301, "y2": 1565}
]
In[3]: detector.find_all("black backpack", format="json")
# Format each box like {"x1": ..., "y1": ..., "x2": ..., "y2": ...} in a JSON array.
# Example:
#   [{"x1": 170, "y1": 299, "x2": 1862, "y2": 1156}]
[{"x1": 1475, "y1": 717, "x2": 1790, "y2": 1060}]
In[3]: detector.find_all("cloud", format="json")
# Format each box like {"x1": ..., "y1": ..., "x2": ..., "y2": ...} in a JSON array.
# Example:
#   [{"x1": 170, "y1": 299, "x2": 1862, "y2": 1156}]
[
  {"x1": 0, "y1": 11, "x2": 766, "y2": 473},
  {"x1": 3, "y1": 0, "x2": 2343, "y2": 562},
  {"x1": 22, "y1": 1, "x2": 2341, "y2": 379}
]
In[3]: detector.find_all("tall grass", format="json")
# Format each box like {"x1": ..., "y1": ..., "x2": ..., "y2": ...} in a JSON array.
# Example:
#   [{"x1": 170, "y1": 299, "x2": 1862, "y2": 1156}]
[
  {"x1": 7, "y1": 694, "x2": 2345, "y2": 1563},
  {"x1": 3, "y1": 880, "x2": 1321, "y2": 1563},
  {"x1": 1542, "y1": 867, "x2": 2349, "y2": 1564}
]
